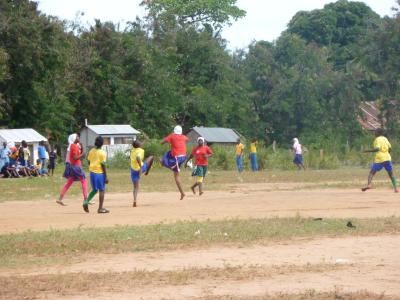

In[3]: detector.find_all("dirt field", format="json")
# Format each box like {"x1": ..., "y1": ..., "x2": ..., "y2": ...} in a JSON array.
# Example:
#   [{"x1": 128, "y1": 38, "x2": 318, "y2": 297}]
[
  {"x1": 1, "y1": 182, "x2": 400, "y2": 234},
  {"x1": 1, "y1": 182, "x2": 400, "y2": 299}
]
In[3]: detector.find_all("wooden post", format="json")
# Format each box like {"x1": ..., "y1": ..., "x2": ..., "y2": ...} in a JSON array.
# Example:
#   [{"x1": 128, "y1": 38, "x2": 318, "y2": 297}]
[
  {"x1": 320, "y1": 149, "x2": 324, "y2": 160},
  {"x1": 272, "y1": 140, "x2": 276, "y2": 153}
]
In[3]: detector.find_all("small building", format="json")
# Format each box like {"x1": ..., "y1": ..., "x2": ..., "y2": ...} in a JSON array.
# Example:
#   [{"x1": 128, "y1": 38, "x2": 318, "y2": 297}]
[
  {"x1": 0, "y1": 128, "x2": 47, "y2": 164},
  {"x1": 80, "y1": 125, "x2": 140, "y2": 158},
  {"x1": 187, "y1": 126, "x2": 241, "y2": 146}
]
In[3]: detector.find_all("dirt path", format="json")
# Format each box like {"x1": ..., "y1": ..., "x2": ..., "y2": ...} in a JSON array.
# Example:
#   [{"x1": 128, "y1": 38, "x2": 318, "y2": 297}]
[
  {"x1": 3, "y1": 235, "x2": 400, "y2": 299},
  {"x1": 1, "y1": 184, "x2": 400, "y2": 234}
]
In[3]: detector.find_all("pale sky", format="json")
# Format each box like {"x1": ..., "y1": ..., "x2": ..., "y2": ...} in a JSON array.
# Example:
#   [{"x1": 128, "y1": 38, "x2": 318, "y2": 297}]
[{"x1": 37, "y1": 0, "x2": 397, "y2": 50}]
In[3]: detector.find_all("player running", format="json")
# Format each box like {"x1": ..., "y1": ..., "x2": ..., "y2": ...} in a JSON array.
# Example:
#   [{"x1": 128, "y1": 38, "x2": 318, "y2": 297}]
[
  {"x1": 362, "y1": 128, "x2": 398, "y2": 193},
  {"x1": 185, "y1": 137, "x2": 213, "y2": 196}
]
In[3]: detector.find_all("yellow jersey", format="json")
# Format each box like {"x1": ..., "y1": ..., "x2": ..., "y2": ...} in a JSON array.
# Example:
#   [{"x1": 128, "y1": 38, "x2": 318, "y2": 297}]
[
  {"x1": 87, "y1": 148, "x2": 107, "y2": 174},
  {"x1": 373, "y1": 136, "x2": 391, "y2": 163},
  {"x1": 130, "y1": 148, "x2": 144, "y2": 171},
  {"x1": 235, "y1": 143, "x2": 244, "y2": 155},
  {"x1": 250, "y1": 142, "x2": 257, "y2": 153}
]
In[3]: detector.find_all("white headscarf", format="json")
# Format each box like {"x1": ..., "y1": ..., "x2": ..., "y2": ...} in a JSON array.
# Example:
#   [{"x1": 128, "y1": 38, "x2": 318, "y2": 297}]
[
  {"x1": 293, "y1": 138, "x2": 302, "y2": 154},
  {"x1": 197, "y1": 137, "x2": 205, "y2": 144},
  {"x1": 174, "y1": 125, "x2": 183, "y2": 135},
  {"x1": 67, "y1": 133, "x2": 77, "y2": 151}
]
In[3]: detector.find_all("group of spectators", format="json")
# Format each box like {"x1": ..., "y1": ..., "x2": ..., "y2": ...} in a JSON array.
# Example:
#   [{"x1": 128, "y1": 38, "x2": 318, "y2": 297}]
[{"x1": 0, "y1": 140, "x2": 57, "y2": 178}]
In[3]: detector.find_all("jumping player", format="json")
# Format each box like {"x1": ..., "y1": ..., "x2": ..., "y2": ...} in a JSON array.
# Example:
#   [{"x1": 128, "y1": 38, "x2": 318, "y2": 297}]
[
  {"x1": 185, "y1": 137, "x2": 213, "y2": 196},
  {"x1": 57, "y1": 133, "x2": 88, "y2": 206},
  {"x1": 161, "y1": 125, "x2": 188, "y2": 200},
  {"x1": 292, "y1": 138, "x2": 305, "y2": 170},
  {"x1": 130, "y1": 140, "x2": 154, "y2": 207},
  {"x1": 83, "y1": 136, "x2": 109, "y2": 213},
  {"x1": 362, "y1": 128, "x2": 398, "y2": 193}
]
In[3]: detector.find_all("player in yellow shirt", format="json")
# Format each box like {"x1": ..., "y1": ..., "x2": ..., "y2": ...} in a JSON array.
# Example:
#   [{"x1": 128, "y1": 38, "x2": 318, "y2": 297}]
[
  {"x1": 235, "y1": 138, "x2": 245, "y2": 172},
  {"x1": 249, "y1": 138, "x2": 259, "y2": 171},
  {"x1": 362, "y1": 128, "x2": 398, "y2": 193},
  {"x1": 130, "y1": 140, "x2": 154, "y2": 207},
  {"x1": 84, "y1": 136, "x2": 109, "y2": 213}
]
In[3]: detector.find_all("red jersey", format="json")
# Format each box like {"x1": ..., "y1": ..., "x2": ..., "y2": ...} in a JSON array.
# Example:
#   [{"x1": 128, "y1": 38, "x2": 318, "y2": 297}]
[
  {"x1": 69, "y1": 143, "x2": 82, "y2": 166},
  {"x1": 191, "y1": 145, "x2": 213, "y2": 166},
  {"x1": 164, "y1": 134, "x2": 188, "y2": 156}
]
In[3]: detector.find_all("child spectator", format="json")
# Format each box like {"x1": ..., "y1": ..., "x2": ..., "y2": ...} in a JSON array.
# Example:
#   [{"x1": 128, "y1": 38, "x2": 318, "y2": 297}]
[{"x1": 48, "y1": 147, "x2": 57, "y2": 176}]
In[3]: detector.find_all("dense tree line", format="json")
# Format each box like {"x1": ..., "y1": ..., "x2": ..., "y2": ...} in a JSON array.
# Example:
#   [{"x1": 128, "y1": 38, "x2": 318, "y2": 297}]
[{"x1": 0, "y1": 0, "x2": 399, "y2": 148}]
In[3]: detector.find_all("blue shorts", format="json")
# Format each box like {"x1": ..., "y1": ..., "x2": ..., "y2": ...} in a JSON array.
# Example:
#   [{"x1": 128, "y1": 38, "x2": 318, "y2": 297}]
[
  {"x1": 130, "y1": 162, "x2": 148, "y2": 183},
  {"x1": 371, "y1": 161, "x2": 393, "y2": 172},
  {"x1": 161, "y1": 151, "x2": 186, "y2": 172},
  {"x1": 293, "y1": 154, "x2": 303, "y2": 164},
  {"x1": 90, "y1": 172, "x2": 105, "y2": 192}
]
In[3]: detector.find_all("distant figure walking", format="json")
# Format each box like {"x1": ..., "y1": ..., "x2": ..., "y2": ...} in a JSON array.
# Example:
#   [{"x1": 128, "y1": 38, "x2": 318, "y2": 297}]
[{"x1": 292, "y1": 138, "x2": 305, "y2": 170}]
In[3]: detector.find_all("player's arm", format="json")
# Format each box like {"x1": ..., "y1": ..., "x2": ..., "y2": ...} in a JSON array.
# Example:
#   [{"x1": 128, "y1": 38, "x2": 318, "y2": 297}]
[
  {"x1": 204, "y1": 148, "x2": 213, "y2": 159},
  {"x1": 101, "y1": 162, "x2": 108, "y2": 184},
  {"x1": 363, "y1": 147, "x2": 379, "y2": 153},
  {"x1": 136, "y1": 156, "x2": 143, "y2": 174},
  {"x1": 185, "y1": 154, "x2": 194, "y2": 167}
]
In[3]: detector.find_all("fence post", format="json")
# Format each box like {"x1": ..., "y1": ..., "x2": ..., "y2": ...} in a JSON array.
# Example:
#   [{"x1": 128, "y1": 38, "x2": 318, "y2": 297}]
[
  {"x1": 320, "y1": 149, "x2": 324, "y2": 160},
  {"x1": 272, "y1": 140, "x2": 277, "y2": 153}
]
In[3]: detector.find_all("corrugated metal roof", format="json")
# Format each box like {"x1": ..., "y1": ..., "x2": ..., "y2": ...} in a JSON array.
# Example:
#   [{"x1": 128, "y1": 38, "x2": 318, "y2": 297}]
[
  {"x1": 358, "y1": 101, "x2": 382, "y2": 131},
  {"x1": 0, "y1": 128, "x2": 47, "y2": 143},
  {"x1": 191, "y1": 127, "x2": 240, "y2": 143},
  {"x1": 86, "y1": 125, "x2": 140, "y2": 135}
]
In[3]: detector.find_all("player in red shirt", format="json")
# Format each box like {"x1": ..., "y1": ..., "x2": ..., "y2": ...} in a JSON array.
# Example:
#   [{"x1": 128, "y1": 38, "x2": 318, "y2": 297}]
[
  {"x1": 185, "y1": 137, "x2": 213, "y2": 196},
  {"x1": 57, "y1": 133, "x2": 88, "y2": 206},
  {"x1": 161, "y1": 125, "x2": 188, "y2": 200}
]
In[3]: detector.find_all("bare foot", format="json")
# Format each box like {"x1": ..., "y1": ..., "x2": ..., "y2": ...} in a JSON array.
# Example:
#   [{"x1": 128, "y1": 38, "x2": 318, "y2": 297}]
[
  {"x1": 361, "y1": 186, "x2": 371, "y2": 192},
  {"x1": 133, "y1": 202, "x2": 137, "y2": 207},
  {"x1": 191, "y1": 186, "x2": 196, "y2": 194},
  {"x1": 180, "y1": 193, "x2": 185, "y2": 200},
  {"x1": 395, "y1": 189, "x2": 399, "y2": 193},
  {"x1": 56, "y1": 200, "x2": 66, "y2": 206},
  {"x1": 199, "y1": 191, "x2": 204, "y2": 196}
]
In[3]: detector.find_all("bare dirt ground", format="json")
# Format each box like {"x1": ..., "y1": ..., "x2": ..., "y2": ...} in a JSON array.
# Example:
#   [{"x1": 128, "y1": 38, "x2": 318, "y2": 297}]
[
  {"x1": 2, "y1": 235, "x2": 400, "y2": 299},
  {"x1": 0, "y1": 182, "x2": 399, "y2": 234},
  {"x1": 2, "y1": 182, "x2": 400, "y2": 299}
]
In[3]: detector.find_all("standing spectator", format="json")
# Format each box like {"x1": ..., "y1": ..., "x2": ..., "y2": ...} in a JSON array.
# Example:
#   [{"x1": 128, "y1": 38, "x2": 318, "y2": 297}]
[
  {"x1": 48, "y1": 147, "x2": 57, "y2": 176},
  {"x1": 249, "y1": 138, "x2": 259, "y2": 171},
  {"x1": 235, "y1": 138, "x2": 245, "y2": 172},
  {"x1": 19, "y1": 140, "x2": 30, "y2": 166},
  {"x1": 292, "y1": 138, "x2": 306, "y2": 170},
  {"x1": 38, "y1": 141, "x2": 47, "y2": 175},
  {"x1": 0, "y1": 142, "x2": 10, "y2": 171}
]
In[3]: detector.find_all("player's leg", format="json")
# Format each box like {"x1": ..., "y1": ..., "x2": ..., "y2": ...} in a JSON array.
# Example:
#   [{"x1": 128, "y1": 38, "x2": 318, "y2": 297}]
[
  {"x1": 133, "y1": 180, "x2": 139, "y2": 207},
  {"x1": 58, "y1": 177, "x2": 74, "y2": 205},
  {"x1": 362, "y1": 165, "x2": 378, "y2": 191},
  {"x1": 144, "y1": 156, "x2": 154, "y2": 175},
  {"x1": 384, "y1": 162, "x2": 398, "y2": 193},
  {"x1": 173, "y1": 171, "x2": 185, "y2": 200}
]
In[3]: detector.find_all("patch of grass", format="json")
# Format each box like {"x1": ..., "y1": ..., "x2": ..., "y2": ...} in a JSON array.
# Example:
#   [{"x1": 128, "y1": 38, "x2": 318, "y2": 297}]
[
  {"x1": 0, "y1": 167, "x2": 393, "y2": 203},
  {"x1": 0, "y1": 264, "x2": 345, "y2": 300},
  {"x1": 1, "y1": 217, "x2": 400, "y2": 268}
]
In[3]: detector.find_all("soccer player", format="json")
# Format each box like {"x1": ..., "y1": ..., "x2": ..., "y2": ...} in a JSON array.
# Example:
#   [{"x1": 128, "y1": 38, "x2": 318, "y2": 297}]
[
  {"x1": 130, "y1": 140, "x2": 154, "y2": 207},
  {"x1": 292, "y1": 138, "x2": 305, "y2": 170},
  {"x1": 161, "y1": 125, "x2": 188, "y2": 200},
  {"x1": 84, "y1": 136, "x2": 109, "y2": 213},
  {"x1": 235, "y1": 138, "x2": 244, "y2": 172},
  {"x1": 362, "y1": 128, "x2": 398, "y2": 193},
  {"x1": 185, "y1": 137, "x2": 213, "y2": 196},
  {"x1": 57, "y1": 133, "x2": 88, "y2": 206}
]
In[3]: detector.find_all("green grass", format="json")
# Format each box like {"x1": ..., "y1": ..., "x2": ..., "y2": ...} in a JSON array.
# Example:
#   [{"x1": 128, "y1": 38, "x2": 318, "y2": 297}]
[
  {"x1": 1, "y1": 216, "x2": 400, "y2": 268},
  {"x1": 0, "y1": 167, "x2": 394, "y2": 202}
]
